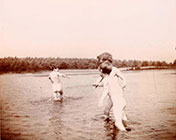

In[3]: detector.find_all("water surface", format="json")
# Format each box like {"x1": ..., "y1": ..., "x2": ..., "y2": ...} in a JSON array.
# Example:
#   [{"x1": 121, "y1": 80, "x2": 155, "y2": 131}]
[{"x1": 1, "y1": 69, "x2": 176, "y2": 140}]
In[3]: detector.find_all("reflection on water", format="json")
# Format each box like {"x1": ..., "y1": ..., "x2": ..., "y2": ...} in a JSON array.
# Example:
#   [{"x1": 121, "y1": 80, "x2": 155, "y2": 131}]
[
  {"x1": 104, "y1": 118, "x2": 119, "y2": 140},
  {"x1": 1, "y1": 69, "x2": 176, "y2": 140},
  {"x1": 49, "y1": 101, "x2": 64, "y2": 140}
]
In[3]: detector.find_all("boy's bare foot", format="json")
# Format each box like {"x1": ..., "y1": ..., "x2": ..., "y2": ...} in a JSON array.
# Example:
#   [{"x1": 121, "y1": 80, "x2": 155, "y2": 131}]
[{"x1": 125, "y1": 127, "x2": 131, "y2": 132}]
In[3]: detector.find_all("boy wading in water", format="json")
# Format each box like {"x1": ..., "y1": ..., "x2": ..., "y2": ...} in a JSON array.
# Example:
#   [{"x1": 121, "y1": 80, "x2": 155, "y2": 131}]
[
  {"x1": 49, "y1": 68, "x2": 69, "y2": 101},
  {"x1": 93, "y1": 52, "x2": 130, "y2": 131}
]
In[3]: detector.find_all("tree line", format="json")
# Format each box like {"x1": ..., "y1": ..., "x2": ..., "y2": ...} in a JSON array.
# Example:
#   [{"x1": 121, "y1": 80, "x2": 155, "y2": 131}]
[{"x1": 0, "y1": 57, "x2": 175, "y2": 73}]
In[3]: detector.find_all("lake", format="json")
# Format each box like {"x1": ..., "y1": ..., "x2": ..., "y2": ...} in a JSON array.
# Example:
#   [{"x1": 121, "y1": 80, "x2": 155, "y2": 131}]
[{"x1": 1, "y1": 69, "x2": 176, "y2": 140}]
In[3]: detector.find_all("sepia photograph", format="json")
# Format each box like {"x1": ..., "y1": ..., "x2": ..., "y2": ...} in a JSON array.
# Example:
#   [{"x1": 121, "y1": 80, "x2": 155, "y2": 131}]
[{"x1": 0, "y1": 0, "x2": 176, "y2": 140}]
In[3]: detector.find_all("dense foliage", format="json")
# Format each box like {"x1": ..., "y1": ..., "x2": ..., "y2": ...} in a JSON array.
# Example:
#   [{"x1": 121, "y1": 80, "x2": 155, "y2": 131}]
[{"x1": 0, "y1": 57, "x2": 175, "y2": 73}]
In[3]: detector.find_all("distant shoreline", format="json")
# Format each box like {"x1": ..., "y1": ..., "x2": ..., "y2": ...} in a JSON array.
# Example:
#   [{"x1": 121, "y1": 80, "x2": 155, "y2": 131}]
[
  {"x1": 0, "y1": 66, "x2": 175, "y2": 75},
  {"x1": 1, "y1": 57, "x2": 175, "y2": 74},
  {"x1": 123, "y1": 66, "x2": 176, "y2": 71}
]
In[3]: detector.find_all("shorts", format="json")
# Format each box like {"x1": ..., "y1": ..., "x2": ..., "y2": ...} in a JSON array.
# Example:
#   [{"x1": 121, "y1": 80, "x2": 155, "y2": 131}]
[{"x1": 52, "y1": 83, "x2": 62, "y2": 92}]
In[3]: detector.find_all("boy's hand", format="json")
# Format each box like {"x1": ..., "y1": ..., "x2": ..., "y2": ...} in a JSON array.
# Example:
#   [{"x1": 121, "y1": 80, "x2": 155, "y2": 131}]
[
  {"x1": 92, "y1": 83, "x2": 98, "y2": 86},
  {"x1": 122, "y1": 85, "x2": 126, "y2": 92},
  {"x1": 122, "y1": 85, "x2": 126, "y2": 89},
  {"x1": 92, "y1": 83, "x2": 99, "y2": 88},
  {"x1": 49, "y1": 78, "x2": 54, "y2": 83}
]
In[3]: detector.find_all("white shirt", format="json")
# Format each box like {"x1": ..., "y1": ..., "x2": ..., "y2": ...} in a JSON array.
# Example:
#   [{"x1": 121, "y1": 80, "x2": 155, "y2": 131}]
[
  {"x1": 49, "y1": 71, "x2": 65, "y2": 84},
  {"x1": 95, "y1": 66, "x2": 126, "y2": 88},
  {"x1": 99, "y1": 75, "x2": 126, "y2": 107}
]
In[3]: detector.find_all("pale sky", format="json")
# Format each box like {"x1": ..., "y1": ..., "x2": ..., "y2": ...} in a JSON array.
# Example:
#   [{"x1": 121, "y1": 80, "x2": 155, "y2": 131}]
[{"x1": 0, "y1": 0, "x2": 176, "y2": 62}]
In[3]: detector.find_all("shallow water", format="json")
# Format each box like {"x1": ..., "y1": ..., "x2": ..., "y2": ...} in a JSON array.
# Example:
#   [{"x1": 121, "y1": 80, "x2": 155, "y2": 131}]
[{"x1": 1, "y1": 69, "x2": 176, "y2": 140}]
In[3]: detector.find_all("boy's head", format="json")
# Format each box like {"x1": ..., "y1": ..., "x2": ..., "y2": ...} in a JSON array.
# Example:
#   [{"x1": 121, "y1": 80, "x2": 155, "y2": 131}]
[
  {"x1": 97, "y1": 52, "x2": 113, "y2": 66},
  {"x1": 53, "y1": 68, "x2": 59, "y2": 72},
  {"x1": 99, "y1": 60, "x2": 112, "y2": 75}
]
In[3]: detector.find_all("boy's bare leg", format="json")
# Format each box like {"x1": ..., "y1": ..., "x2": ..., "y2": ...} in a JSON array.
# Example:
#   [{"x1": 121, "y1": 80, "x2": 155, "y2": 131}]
[
  {"x1": 53, "y1": 91, "x2": 63, "y2": 101},
  {"x1": 104, "y1": 97, "x2": 113, "y2": 120},
  {"x1": 53, "y1": 91, "x2": 59, "y2": 100},
  {"x1": 122, "y1": 112, "x2": 128, "y2": 128},
  {"x1": 123, "y1": 114, "x2": 128, "y2": 121},
  {"x1": 59, "y1": 90, "x2": 64, "y2": 100},
  {"x1": 122, "y1": 107, "x2": 128, "y2": 121},
  {"x1": 122, "y1": 107, "x2": 131, "y2": 131}
]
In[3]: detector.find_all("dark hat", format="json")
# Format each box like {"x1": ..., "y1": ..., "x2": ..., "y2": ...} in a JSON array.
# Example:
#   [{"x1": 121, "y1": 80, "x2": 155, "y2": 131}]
[{"x1": 97, "y1": 52, "x2": 113, "y2": 65}]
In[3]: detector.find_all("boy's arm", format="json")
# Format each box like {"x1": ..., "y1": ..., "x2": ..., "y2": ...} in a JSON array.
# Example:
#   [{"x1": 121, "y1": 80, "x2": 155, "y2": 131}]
[
  {"x1": 58, "y1": 72, "x2": 70, "y2": 79},
  {"x1": 115, "y1": 69, "x2": 127, "y2": 89},
  {"x1": 48, "y1": 76, "x2": 54, "y2": 83},
  {"x1": 92, "y1": 76, "x2": 104, "y2": 88}
]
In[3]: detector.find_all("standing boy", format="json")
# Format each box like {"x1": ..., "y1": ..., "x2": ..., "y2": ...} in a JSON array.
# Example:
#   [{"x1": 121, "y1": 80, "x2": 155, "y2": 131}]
[
  {"x1": 49, "y1": 68, "x2": 69, "y2": 101},
  {"x1": 97, "y1": 61, "x2": 128, "y2": 131},
  {"x1": 93, "y1": 52, "x2": 127, "y2": 118}
]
